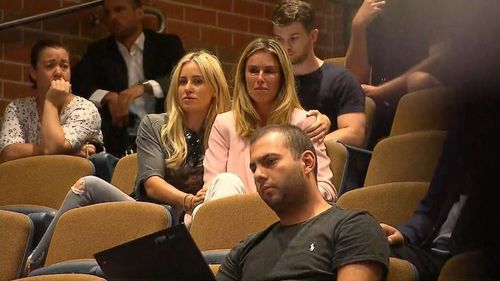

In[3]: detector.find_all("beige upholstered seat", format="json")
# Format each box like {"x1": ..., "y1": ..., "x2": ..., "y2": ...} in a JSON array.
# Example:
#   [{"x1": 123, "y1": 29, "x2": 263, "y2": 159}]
[
  {"x1": 337, "y1": 182, "x2": 429, "y2": 226},
  {"x1": 0, "y1": 210, "x2": 34, "y2": 281},
  {"x1": 190, "y1": 193, "x2": 278, "y2": 251},
  {"x1": 438, "y1": 251, "x2": 485, "y2": 281},
  {"x1": 13, "y1": 274, "x2": 105, "y2": 281},
  {"x1": 391, "y1": 87, "x2": 454, "y2": 137},
  {"x1": 0, "y1": 155, "x2": 94, "y2": 210},
  {"x1": 364, "y1": 130, "x2": 446, "y2": 187},
  {"x1": 110, "y1": 153, "x2": 137, "y2": 195},
  {"x1": 388, "y1": 257, "x2": 418, "y2": 281},
  {"x1": 43, "y1": 201, "x2": 169, "y2": 267},
  {"x1": 325, "y1": 139, "x2": 348, "y2": 193},
  {"x1": 324, "y1": 56, "x2": 346, "y2": 67}
]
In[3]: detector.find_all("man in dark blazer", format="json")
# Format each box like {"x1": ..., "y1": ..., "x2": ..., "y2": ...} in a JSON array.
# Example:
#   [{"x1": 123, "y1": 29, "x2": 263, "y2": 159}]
[{"x1": 72, "y1": 0, "x2": 184, "y2": 157}]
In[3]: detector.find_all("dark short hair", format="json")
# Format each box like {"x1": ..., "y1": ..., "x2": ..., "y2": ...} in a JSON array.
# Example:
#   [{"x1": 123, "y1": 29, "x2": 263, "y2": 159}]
[
  {"x1": 250, "y1": 124, "x2": 318, "y2": 177},
  {"x1": 29, "y1": 39, "x2": 69, "y2": 88},
  {"x1": 272, "y1": 0, "x2": 315, "y2": 32}
]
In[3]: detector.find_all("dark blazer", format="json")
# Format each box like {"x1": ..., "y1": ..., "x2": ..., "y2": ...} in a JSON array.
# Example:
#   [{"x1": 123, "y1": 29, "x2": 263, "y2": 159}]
[{"x1": 71, "y1": 29, "x2": 184, "y2": 157}]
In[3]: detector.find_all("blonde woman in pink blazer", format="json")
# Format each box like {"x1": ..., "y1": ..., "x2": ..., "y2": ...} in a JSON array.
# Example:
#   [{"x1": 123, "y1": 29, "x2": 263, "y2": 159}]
[{"x1": 199, "y1": 38, "x2": 336, "y2": 209}]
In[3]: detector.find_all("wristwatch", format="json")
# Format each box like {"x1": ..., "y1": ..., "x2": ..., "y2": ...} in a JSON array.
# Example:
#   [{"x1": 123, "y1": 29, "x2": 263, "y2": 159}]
[{"x1": 141, "y1": 81, "x2": 153, "y2": 95}]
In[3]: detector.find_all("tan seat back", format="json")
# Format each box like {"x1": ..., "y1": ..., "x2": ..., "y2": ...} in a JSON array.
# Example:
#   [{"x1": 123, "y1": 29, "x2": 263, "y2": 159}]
[
  {"x1": 13, "y1": 274, "x2": 106, "y2": 281},
  {"x1": 190, "y1": 193, "x2": 278, "y2": 251},
  {"x1": 0, "y1": 210, "x2": 33, "y2": 281},
  {"x1": 438, "y1": 251, "x2": 485, "y2": 281},
  {"x1": 388, "y1": 257, "x2": 418, "y2": 281},
  {"x1": 325, "y1": 140, "x2": 348, "y2": 192},
  {"x1": 364, "y1": 131, "x2": 446, "y2": 187},
  {"x1": 110, "y1": 153, "x2": 138, "y2": 195},
  {"x1": 0, "y1": 155, "x2": 94, "y2": 209},
  {"x1": 44, "y1": 201, "x2": 169, "y2": 266},
  {"x1": 391, "y1": 87, "x2": 455, "y2": 136},
  {"x1": 337, "y1": 182, "x2": 429, "y2": 226},
  {"x1": 324, "y1": 57, "x2": 346, "y2": 67}
]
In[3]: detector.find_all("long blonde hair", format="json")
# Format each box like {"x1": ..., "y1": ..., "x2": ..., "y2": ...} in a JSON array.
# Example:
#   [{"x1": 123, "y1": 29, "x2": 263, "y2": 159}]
[
  {"x1": 161, "y1": 50, "x2": 230, "y2": 168},
  {"x1": 232, "y1": 38, "x2": 302, "y2": 137}
]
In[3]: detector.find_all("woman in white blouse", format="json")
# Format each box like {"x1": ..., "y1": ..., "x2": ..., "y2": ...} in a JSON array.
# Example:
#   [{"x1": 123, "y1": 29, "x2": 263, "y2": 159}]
[{"x1": 0, "y1": 39, "x2": 102, "y2": 163}]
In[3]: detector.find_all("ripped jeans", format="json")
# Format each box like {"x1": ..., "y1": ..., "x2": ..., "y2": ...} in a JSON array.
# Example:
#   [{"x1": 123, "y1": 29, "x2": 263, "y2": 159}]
[{"x1": 28, "y1": 176, "x2": 134, "y2": 269}]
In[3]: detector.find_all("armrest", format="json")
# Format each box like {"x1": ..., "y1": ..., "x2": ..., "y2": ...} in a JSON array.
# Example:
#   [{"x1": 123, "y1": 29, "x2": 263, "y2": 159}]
[
  {"x1": 28, "y1": 259, "x2": 99, "y2": 276},
  {"x1": 340, "y1": 144, "x2": 373, "y2": 194},
  {"x1": 202, "y1": 249, "x2": 230, "y2": 264}
]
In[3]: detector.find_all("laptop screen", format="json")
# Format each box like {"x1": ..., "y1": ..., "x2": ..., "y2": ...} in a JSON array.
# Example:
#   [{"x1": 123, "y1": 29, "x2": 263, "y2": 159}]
[{"x1": 94, "y1": 224, "x2": 216, "y2": 281}]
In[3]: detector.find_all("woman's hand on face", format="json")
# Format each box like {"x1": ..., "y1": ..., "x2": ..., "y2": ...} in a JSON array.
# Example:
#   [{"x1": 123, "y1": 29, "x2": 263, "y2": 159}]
[{"x1": 46, "y1": 79, "x2": 72, "y2": 107}]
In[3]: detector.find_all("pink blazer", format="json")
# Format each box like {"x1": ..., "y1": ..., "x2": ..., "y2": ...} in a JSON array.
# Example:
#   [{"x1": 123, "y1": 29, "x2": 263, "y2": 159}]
[{"x1": 203, "y1": 109, "x2": 337, "y2": 202}]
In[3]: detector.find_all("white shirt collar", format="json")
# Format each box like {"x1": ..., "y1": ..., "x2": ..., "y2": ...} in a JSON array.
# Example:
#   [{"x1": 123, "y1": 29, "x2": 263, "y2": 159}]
[{"x1": 116, "y1": 32, "x2": 145, "y2": 55}]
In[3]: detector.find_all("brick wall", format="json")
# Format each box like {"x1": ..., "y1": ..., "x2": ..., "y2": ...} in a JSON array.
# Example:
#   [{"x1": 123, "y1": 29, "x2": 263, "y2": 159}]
[{"x1": 0, "y1": 0, "x2": 345, "y2": 116}]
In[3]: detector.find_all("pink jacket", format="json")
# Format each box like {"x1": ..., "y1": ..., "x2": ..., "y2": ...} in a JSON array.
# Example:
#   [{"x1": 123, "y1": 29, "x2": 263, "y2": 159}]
[{"x1": 203, "y1": 109, "x2": 337, "y2": 202}]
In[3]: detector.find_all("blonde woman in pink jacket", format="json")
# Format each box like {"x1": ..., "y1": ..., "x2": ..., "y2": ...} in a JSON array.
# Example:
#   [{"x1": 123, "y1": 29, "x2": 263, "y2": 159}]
[{"x1": 198, "y1": 38, "x2": 336, "y2": 212}]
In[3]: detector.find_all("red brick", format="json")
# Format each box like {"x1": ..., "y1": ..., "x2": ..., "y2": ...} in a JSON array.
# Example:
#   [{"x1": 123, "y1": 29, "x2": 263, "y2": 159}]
[
  {"x1": 233, "y1": 32, "x2": 255, "y2": 49},
  {"x1": 217, "y1": 44, "x2": 243, "y2": 66},
  {"x1": 80, "y1": 8, "x2": 109, "y2": 39},
  {"x1": 143, "y1": 14, "x2": 161, "y2": 31},
  {"x1": 3, "y1": 81, "x2": 34, "y2": 99},
  {"x1": 218, "y1": 13, "x2": 248, "y2": 32},
  {"x1": 0, "y1": 62, "x2": 23, "y2": 81},
  {"x1": 249, "y1": 18, "x2": 272, "y2": 36},
  {"x1": 234, "y1": 1, "x2": 265, "y2": 18},
  {"x1": 43, "y1": 13, "x2": 80, "y2": 35},
  {"x1": 24, "y1": 0, "x2": 60, "y2": 15},
  {"x1": 200, "y1": 26, "x2": 232, "y2": 46},
  {"x1": 153, "y1": 1, "x2": 184, "y2": 21},
  {"x1": 170, "y1": 0, "x2": 201, "y2": 5},
  {"x1": 201, "y1": 0, "x2": 233, "y2": 12},
  {"x1": 0, "y1": 0, "x2": 22, "y2": 10},
  {"x1": 0, "y1": 98, "x2": 11, "y2": 117},
  {"x1": 4, "y1": 30, "x2": 60, "y2": 63},
  {"x1": 184, "y1": 7, "x2": 216, "y2": 26},
  {"x1": 264, "y1": 4, "x2": 277, "y2": 20},
  {"x1": 62, "y1": 37, "x2": 91, "y2": 59},
  {"x1": 166, "y1": 20, "x2": 200, "y2": 42},
  {"x1": 23, "y1": 66, "x2": 32, "y2": 83}
]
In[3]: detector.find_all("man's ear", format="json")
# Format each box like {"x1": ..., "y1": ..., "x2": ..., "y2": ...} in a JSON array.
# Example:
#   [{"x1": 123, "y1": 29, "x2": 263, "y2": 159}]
[
  {"x1": 310, "y1": 28, "x2": 319, "y2": 45},
  {"x1": 301, "y1": 150, "x2": 316, "y2": 175}
]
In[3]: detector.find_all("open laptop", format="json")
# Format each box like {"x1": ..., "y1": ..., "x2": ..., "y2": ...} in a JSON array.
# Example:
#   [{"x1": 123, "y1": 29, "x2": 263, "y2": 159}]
[{"x1": 94, "y1": 224, "x2": 216, "y2": 281}]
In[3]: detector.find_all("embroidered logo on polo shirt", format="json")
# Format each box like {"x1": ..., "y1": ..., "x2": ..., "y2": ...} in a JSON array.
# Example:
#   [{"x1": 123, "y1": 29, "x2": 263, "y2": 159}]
[{"x1": 309, "y1": 242, "x2": 315, "y2": 252}]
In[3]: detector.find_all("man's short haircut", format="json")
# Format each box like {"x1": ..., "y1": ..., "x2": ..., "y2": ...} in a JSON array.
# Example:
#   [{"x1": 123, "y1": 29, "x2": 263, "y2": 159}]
[
  {"x1": 272, "y1": 0, "x2": 315, "y2": 32},
  {"x1": 250, "y1": 124, "x2": 318, "y2": 177}
]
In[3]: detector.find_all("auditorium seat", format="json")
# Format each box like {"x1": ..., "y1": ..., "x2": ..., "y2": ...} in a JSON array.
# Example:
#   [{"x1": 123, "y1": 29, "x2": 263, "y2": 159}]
[
  {"x1": 29, "y1": 201, "x2": 169, "y2": 276},
  {"x1": 14, "y1": 274, "x2": 105, "y2": 281},
  {"x1": 337, "y1": 182, "x2": 429, "y2": 226},
  {"x1": 390, "y1": 87, "x2": 455, "y2": 137},
  {"x1": 0, "y1": 155, "x2": 94, "y2": 210},
  {"x1": 190, "y1": 193, "x2": 278, "y2": 251},
  {"x1": 0, "y1": 210, "x2": 34, "y2": 281},
  {"x1": 110, "y1": 153, "x2": 137, "y2": 195},
  {"x1": 364, "y1": 130, "x2": 446, "y2": 187}
]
